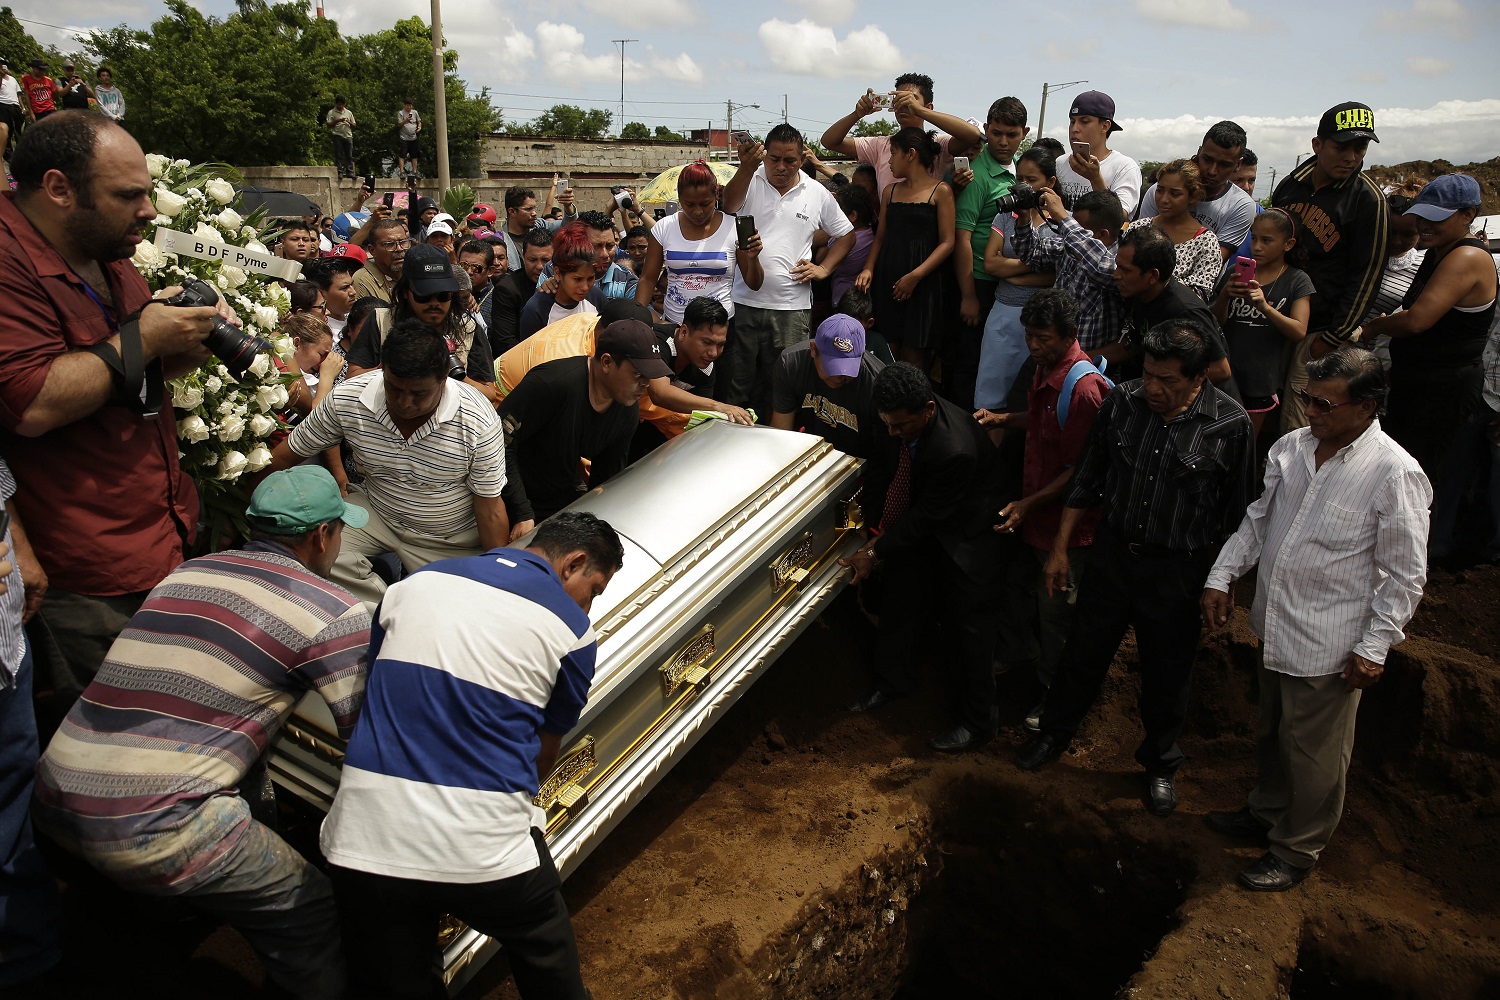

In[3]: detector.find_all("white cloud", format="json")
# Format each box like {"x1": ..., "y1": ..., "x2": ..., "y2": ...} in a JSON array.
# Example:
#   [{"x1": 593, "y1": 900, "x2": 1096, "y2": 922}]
[
  {"x1": 757, "y1": 19, "x2": 904, "y2": 79},
  {"x1": 532, "y1": 23, "x2": 702, "y2": 87},
  {"x1": 1405, "y1": 56, "x2": 1453, "y2": 76},
  {"x1": 322, "y1": 1, "x2": 535, "y2": 85},
  {"x1": 788, "y1": 0, "x2": 859, "y2": 25},
  {"x1": 1375, "y1": 0, "x2": 1473, "y2": 36},
  {"x1": 1111, "y1": 99, "x2": 1500, "y2": 195},
  {"x1": 1133, "y1": 0, "x2": 1251, "y2": 30},
  {"x1": 651, "y1": 53, "x2": 704, "y2": 84}
]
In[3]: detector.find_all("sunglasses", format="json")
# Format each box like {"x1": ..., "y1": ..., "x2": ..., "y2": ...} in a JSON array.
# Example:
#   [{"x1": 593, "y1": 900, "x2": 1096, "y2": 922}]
[
  {"x1": 1293, "y1": 388, "x2": 1359, "y2": 415},
  {"x1": 412, "y1": 290, "x2": 453, "y2": 304}
]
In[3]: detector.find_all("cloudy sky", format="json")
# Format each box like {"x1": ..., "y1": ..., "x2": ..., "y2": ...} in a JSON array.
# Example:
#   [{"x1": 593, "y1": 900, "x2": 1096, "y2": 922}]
[{"x1": 18, "y1": 0, "x2": 1499, "y2": 197}]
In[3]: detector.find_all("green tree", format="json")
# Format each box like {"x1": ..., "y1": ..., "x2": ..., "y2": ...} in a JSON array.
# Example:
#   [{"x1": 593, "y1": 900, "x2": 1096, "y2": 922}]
[
  {"x1": 653, "y1": 125, "x2": 685, "y2": 142},
  {"x1": 1139, "y1": 160, "x2": 1165, "y2": 184},
  {"x1": 83, "y1": 4, "x2": 501, "y2": 174},
  {"x1": 526, "y1": 104, "x2": 612, "y2": 138},
  {"x1": 0, "y1": 8, "x2": 45, "y2": 70},
  {"x1": 852, "y1": 119, "x2": 896, "y2": 138},
  {"x1": 620, "y1": 121, "x2": 651, "y2": 139}
]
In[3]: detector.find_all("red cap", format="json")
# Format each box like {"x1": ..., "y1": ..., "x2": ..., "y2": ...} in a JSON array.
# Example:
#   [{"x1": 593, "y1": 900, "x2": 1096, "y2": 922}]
[{"x1": 324, "y1": 242, "x2": 368, "y2": 264}]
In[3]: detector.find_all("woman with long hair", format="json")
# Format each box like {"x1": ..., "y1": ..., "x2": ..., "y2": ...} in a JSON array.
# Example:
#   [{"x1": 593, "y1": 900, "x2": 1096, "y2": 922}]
[{"x1": 1123, "y1": 159, "x2": 1223, "y2": 300}]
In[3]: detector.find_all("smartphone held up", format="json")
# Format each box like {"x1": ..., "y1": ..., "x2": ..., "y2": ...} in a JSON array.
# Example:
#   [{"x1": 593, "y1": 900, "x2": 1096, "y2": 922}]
[{"x1": 735, "y1": 214, "x2": 756, "y2": 249}]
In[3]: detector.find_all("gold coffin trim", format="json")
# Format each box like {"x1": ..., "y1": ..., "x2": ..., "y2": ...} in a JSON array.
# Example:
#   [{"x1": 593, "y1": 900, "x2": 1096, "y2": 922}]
[
  {"x1": 770, "y1": 532, "x2": 815, "y2": 592},
  {"x1": 658, "y1": 623, "x2": 716, "y2": 698},
  {"x1": 534, "y1": 736, "x2": 597, "y2": 814},
  {"x1": 837, "y1": 489, "x2": 865, "y2": 531}
]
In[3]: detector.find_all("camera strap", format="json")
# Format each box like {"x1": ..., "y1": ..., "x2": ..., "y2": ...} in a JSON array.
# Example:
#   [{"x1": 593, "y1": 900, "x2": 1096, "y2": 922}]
[{"x1": 87, "y1": 313, "x2": 163, "y2": 416}]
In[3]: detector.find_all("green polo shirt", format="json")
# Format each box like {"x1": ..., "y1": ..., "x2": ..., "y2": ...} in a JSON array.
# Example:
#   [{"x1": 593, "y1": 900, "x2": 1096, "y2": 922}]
[{"x1": 954, "y1": 145, "x2": 1016, "y2": 281}]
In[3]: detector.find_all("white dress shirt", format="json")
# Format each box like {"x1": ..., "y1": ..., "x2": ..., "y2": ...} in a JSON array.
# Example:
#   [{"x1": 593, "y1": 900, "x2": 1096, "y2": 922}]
[{"x1": 1205, "y1": 421, "x2": 1431, "y2": 676}]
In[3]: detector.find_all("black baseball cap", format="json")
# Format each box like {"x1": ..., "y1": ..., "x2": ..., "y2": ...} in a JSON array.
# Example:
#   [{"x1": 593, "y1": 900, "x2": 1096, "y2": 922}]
[
  {"x1": 596, "y1": 320, "x2": 673, "y2": 379},
  {"x1": 402, "y1": 243, "x2": 459, "y2": 295},
  {"x1": 1069, "y1": 90, "x2": 1122, "y2": 133},
  {"x1": 1317, "y1": 102, "x2": 1379, "y2": 143},
  {"x1": 29, "y1": 58, "x2": 45, "y2": 68},
  {"x1": 62, "y1": 60, "x2": 75, "y2": 70}
]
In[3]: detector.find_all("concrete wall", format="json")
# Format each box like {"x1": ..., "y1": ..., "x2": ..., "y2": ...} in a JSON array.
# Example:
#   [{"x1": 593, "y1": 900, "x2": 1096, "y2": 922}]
[{"x1": 238, "y1": 134, "x2": 858, "y2": 222}]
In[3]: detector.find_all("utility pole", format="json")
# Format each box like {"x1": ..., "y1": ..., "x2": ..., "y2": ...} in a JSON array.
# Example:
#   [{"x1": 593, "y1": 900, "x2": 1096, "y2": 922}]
[
  {"x1": 1036, "y1": 79, "x2": 1087, "y2": 141},
  {"x1": 727, "y1": 99, "x2": 732, "y2": 159},
  {"x1": 782, "y1": 95, "x2": 788, "y2": 122},
  {"x1": 430, "y1": 0, "x2": 450, "y2": 193},
  {"x1": 614, "y1": 39, "x2": 638, "y2": 135}
]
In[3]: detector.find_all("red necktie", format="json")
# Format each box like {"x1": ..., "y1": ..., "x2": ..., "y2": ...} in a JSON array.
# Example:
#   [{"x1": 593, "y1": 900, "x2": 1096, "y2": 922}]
[{"x1": 880, "y1": 444, "x2": 912, "y2": 531}]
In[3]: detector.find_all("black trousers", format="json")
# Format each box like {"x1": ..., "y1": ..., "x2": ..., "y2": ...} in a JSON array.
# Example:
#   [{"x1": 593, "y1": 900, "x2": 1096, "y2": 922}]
[
  {"x1": 940, "y1": 277, "x2": 997, "y2": 411},
  {"x1": 872, "y1": 543, "x2": 1001, "y2": 732},
  {"x1": 332, "y1": 829, "x2": 589, "y2": 1000},
  {"x1": 1038, "y1": 532, "x2": 1216, "y2": 775}
]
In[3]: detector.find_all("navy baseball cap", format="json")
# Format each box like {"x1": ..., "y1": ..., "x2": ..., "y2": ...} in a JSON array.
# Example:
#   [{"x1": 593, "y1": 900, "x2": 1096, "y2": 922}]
[
  {"x1": 1069, "y1": 91, "x2": 1121, "y2": 133},
  {"x1": 1405, "y1": 174, "x2": 1482, "y2": 222},
  {"x1": 402, "y1": 243, "x2": 459, "y2": 296}
]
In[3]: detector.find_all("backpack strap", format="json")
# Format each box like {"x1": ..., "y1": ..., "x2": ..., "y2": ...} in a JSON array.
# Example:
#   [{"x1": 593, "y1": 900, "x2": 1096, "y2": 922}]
[{"x1": 1057, "y1": 358, "x2": 1113, "y2": 429}]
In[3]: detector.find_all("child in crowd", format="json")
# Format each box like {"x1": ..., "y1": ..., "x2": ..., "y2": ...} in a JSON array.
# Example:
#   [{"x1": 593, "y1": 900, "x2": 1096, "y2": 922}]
[
  {"x1": 1212, "y1": 208, "x2": 1313, "y2": 436},
  {"x1": 830, "y1": 183, "x2": 877, "y2": 306},
  {"x1": 834, "y1": 287, "x2": 895, "y2": 365},
  {"x1": 856, "y1": 127, "x2": 955, "y2": 367},
  {"x1": 974, "y1": 145, "x2": 1059, "y2": 411},
  {"x1": 518, "y1": 225, "x2": 598, "y2": 339},
  {"x1": 1125, "y1": 159, "x2": 1223, "y2": 301}
]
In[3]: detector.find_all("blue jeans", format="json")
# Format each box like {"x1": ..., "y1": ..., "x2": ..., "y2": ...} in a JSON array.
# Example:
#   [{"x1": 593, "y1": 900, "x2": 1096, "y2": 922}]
[
  {"x1": 0, "y1": 644, "x2": 62, "y2": 985},
  {"x1": 1429, "y1": 402, "x2": 1500, "y2": 561}
]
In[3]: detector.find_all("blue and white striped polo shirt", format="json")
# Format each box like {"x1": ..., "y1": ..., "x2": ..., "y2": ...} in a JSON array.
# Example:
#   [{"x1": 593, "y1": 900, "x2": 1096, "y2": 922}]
[{"x1": 321, "y1": 548, "x2": 596, "y2": 883}]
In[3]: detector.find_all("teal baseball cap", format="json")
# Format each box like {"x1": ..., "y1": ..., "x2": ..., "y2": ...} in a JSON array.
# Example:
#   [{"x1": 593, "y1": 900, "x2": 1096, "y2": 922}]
[{"x1": 247, "y1": 466, "x2": 368, "y2": 534}]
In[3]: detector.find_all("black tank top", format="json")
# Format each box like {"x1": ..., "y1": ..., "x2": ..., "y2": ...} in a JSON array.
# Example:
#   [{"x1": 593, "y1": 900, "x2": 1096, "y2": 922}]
[{"x1": 1389, "y1": 237, "x2": 1497, "y2": 370}]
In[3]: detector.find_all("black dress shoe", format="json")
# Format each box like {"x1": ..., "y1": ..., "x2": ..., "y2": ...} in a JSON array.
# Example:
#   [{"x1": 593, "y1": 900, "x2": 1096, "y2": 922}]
[
  {"x1": 847, "y1": 688, "x2": 898, "y2": 713},
  {"x1": 1238, "y1": 851, "x2": 1312, "y2": 892},
  {"x1": 1145, "y1": 775, "x2": 1177, "y2": 816},
  {"x1": 930, "y1": 723, "x2": 996, "y2": 753},
  {"x1": 1206, "y1": 807, "x2": 1272, "y2": 843},
  {"x1": 1015, "y1": 734, "x2": 1065, "y2": 771}
]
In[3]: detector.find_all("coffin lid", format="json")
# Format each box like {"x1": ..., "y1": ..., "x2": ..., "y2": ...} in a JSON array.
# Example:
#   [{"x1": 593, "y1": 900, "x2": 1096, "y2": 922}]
[{"x1": 567, "y1": 421, "x2": 831, "y2": 628}]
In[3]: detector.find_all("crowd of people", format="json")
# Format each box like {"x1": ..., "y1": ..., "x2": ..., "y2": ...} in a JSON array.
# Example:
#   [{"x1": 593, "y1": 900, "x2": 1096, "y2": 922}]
[{"x1": 0, "y1": 69, "x2": 1495, "y2": 999}]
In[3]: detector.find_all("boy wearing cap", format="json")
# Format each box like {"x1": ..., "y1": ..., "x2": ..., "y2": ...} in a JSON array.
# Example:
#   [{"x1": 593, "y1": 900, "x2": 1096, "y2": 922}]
[
  {"x1": 1056, "y1": 90, "x2": 1142, "y2": 215},
  {"x1": 771, "y1": 313, "x2": 889, "y2": 460},
  {"x1": 55, "y1": 62, "x2": 91, "y2": 110},
  {"x1": 32, "y1": 467, "x2": 371, "y2": 1000},
  {"x1": 19, "y1": 59, "x2": 54, "y2": 122},
  {"x1": 499, "y1": 319, "x2": 673, "y2": 523},
  {"x1": 1364, "y1": 173, "x2": 1497, "y2": 542},
  {"x1": 1273, "y1": 101, "x2": 1390, "y2": 430}
]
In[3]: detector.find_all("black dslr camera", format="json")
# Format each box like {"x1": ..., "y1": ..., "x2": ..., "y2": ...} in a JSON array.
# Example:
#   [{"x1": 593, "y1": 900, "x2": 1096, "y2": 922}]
[
  {"x1": 993, "y1": 182, "x2": 1076, "y2": 215},
  {"x1": 164, "y1": 278, "x2": 273, "y2": 378}
]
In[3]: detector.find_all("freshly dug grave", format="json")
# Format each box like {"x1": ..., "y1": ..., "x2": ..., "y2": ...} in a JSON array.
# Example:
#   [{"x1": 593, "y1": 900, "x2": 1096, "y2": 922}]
[
  {"x1": 21, "y1": 567, "x2": 1500, "y2": 999},
  {"x1": 471, "y1": 564, "x2": 1500, "y2": 1000}
]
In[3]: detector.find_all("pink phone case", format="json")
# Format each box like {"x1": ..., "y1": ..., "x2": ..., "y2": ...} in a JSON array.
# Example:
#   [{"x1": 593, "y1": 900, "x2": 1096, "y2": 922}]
[{"x1": 1235, "y1": 256, "x2": 1256, "y2": 284}]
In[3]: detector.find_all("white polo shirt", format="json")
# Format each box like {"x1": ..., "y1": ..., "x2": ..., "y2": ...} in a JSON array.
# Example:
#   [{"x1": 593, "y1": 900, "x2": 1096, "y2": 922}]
[
  {"x1": 732, "y1": 168, "x2": 853, "y2": 312},
  {"x1": 288, "y1": 371, "x2": 505, "y2": 538}
]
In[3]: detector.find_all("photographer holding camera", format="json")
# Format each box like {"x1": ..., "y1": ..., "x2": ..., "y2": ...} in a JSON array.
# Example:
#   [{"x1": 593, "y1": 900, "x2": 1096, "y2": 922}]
[{"x1": 0, "y1": 112, "x2": 236, "y2": 731}]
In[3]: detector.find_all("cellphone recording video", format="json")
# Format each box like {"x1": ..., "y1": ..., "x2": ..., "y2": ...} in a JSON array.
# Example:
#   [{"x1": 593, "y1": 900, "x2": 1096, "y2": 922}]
[
  {"x1": 954, "y1": 156, "x2": 970, "y2": 173},
  {"x1": 1234, "y1": 256, "x2": 1256, "y2": 285},
  {"x1": 1071, "y1": 140, "x2": 1092, "y2": 161},
  {"x1": 735, "y1": 214, "x2": 756, "y2": 247}
]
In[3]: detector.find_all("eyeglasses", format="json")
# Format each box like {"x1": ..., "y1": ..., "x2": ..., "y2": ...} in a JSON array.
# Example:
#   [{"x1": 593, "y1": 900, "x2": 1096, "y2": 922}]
[
  {"x1": 1293, "y1": 388, "x2": 1359, "y2": 415},
  {"x1": 459, "y1": 262, "x2": 488, "y2": 275},
  {"x1": 305, "y1": 303, "x2": 328, "y2": 313},
  {"x1": 412, "y1": 290, "x2": 453, "y2": 304},
  {"x1": 373, "y1": 238, "x2": 412, "y2": 251}
]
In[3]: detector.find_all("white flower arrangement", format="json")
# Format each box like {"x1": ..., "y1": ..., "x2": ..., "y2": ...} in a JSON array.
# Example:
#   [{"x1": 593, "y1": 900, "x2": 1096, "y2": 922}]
[{"x1": 135, "y1": 158, "x2": 301, "y2": 546}]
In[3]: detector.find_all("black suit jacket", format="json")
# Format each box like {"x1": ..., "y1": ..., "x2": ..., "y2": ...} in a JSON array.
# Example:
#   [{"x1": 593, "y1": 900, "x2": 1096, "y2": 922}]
[
  {"x1": 866, "y1": 395, "x2": 1007, "y2": 584},
  {"x1": 487, "y1": 269, "x2": 535, "y2": 357}
]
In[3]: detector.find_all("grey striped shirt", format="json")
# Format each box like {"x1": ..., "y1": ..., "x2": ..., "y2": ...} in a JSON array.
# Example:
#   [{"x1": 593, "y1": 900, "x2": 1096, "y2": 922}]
[
  {"x1": 288, "y1": 372, "x2": 505, "y2": 538},
  {"x1": 1206, "y1": 422, "x2": 1431, "y2": 676},
  {"x1": 0, "y1": 458, "x2": 23, "y2": 681}
]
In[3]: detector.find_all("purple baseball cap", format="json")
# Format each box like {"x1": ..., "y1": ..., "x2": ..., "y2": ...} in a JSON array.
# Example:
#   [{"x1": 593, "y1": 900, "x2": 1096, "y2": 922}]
[{"x1": 814, "y1": 314, "x2": 866, "y2": 378}]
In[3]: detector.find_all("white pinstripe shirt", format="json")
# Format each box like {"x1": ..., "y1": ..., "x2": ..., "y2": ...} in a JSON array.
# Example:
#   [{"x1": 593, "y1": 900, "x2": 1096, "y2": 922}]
[
  {"x1": 0, "y1": 458, "x2": 23, "y2": 682},
  {"x1": 288, "y1": 372, "x2": 505, "y2": 539},
  {"x1": 1205, "y1": 422, "x2": 1432, "y2": 676}
]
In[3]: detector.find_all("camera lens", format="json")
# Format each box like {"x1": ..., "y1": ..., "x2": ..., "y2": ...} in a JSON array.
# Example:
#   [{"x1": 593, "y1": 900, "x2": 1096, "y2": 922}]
[
  {"x1": 993, "y1": 182, "x2": 1038, "y2": 215},
  {"x1": 169, "y1": 279, "x2": 274, "y2": 379}
]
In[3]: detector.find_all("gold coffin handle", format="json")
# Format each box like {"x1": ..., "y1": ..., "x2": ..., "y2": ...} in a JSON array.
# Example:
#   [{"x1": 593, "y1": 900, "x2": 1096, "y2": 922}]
[
  {"x1": 659, "y1": 623, "x2": 716, "y2": 698},
  {"x1": 837, "y1": 488, "x2": 865, "y2": 531},
  {"x1": 770, "y1": 531, "x2": 815, "y2": 592},
  {"x1": 534, "y1": 735, "x2": 596, "y2": 815}
]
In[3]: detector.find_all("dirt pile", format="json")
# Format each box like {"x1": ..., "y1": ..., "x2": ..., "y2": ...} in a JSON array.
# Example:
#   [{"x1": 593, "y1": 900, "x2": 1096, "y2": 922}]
[{"x1": 1365, "y1": 157, "x2": 1500, "y2": 215}]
